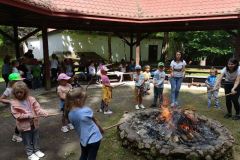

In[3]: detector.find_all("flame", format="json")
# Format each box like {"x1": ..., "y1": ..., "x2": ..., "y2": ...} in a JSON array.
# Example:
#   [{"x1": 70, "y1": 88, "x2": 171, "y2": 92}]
[
  {"x1": 180, "y1": 124, "x2": 190, "y2": 131},
  {"x1": 158, "y1": 95, "x2": 172, "y2": 122},
  {"x1": 160, "y1": 107, "x2": 171, "y2": 122}
]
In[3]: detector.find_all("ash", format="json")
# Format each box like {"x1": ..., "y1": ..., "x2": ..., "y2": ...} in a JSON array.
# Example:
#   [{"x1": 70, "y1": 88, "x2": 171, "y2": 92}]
[{"x1": 131, "y1": 110, "x2": 219, "y2": 147}]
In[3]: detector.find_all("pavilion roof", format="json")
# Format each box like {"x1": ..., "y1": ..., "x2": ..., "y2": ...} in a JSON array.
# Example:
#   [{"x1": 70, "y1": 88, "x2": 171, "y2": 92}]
[{"x1": 3, "y1": 0, "x2": 240, "y2": 23}]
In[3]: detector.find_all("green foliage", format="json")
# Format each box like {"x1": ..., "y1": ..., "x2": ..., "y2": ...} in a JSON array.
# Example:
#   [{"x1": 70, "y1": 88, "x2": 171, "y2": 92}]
[{"x1": 172, "y1": 31, "x2": 234, "y2": 59}]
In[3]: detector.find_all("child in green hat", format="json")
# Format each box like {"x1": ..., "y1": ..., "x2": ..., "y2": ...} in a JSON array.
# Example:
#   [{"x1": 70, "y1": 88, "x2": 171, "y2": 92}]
[
  {"x1": 0, "y1": 72, "x2": 24, "y2": 142},
  {"x1": 150, "y1": 62, "x2": 166, "y2": 107}
]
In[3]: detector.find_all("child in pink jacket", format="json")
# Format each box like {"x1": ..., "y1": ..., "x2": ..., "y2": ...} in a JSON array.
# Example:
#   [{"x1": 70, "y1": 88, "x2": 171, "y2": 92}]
[{"x1": 11, "y1": 81, "x2": 48, "y2": 160}]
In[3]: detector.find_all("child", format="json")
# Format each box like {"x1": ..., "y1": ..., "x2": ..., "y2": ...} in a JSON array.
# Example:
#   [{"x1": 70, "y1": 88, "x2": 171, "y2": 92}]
[
  {"x1": 100, "y1": 65, "x2": 113, "y2": 114},
  {"x1": 31, "y1": 61, "x2": 42, "y2": 90},
  {"x1": 12, "y1": 60, "x2": 20, "y2": 73},
  {"x1": 11, "y1": 81, "x2": 48, "y2": 160},
  {"x1": 205, "y1": 68, "x2": 219, "y2": 108},
  {"x1": 143, "y1": 65, "x2": 151, "y2": 95},
  {"x1": 133, "y1": 65, "x2": 145, "y2": 110},
  {"x1": 0, "y1": 73, "x2": 24, "y2": 142},
  {"x1": 57, "y1": 73, "x2": 74, "y2": 132},
  {"x1": 151, "y1": 62, "x2": 166, "y2": 107},
  {"x1": 66, "y1": 87, "x2": 103, "y2": 160},
  {"x1": 88, "y1": 61, "x2": 96, "y2": 81}
]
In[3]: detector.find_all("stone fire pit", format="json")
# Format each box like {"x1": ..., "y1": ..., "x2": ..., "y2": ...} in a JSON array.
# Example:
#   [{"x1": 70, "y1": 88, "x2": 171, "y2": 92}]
[{"x1": 118, "y1": 109, "x2": 234, "y2": 160}]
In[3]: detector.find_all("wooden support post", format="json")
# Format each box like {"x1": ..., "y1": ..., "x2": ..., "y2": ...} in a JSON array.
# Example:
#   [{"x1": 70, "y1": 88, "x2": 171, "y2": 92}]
[
  {"x1": 135, "y1": 33, "x2": 141, "y2": 65},
  {"x1": 108, "y1": 34, "x2": 112, "y2": 62},
  {"x1": 42, "y1": 27, "x2": 51, "y2": 90},
  {"x1": 130, "y1": 33, "x2": 133, "y2": 61},
  {"x1": 13, "y1": 26, "x2": 20, "y2": 59}
]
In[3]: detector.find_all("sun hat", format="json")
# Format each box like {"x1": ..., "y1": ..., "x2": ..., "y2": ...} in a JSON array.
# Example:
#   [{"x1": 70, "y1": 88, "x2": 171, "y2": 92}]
[
  {"x1": 158, "y1": 62, "x2": 164, "y2": 67},
  {"x1": 101, "y1": 65, "x2": 109, "y2": 72},
  {"x1": 57, "y1": 73, "x2": 71, "y2": 81},
  {"x1": 135, "y1": 65, "x2": 141, "y2": 70},
  {"x1": 8, "y1": 73, "x2": 24, "y2": 81}
]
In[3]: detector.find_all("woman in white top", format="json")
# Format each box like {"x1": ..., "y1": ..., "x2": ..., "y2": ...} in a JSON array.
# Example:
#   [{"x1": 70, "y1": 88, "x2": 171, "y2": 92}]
[
  {"x1": 214, "y1": 58, "x2": 240, "y2": 120},
  {"x1": 169, "y1": 51, "x2": 186, "y2": 107}
]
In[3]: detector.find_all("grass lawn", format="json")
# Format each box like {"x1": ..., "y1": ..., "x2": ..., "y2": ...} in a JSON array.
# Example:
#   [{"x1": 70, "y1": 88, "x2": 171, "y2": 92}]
[{"x1": 91, "y1": 85, "x2": 240, "y2": 160}]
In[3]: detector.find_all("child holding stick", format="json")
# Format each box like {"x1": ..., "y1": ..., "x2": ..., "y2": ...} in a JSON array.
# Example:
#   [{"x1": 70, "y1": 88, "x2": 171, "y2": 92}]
[
  {"x1": 151, "y1": 62, "x2": 166, "y2": 108},
  {"x1": 0, "y1": 73, "x2": 24, "y2": 142},
  {"x1": 205, "y1": 68, "x2": 219, "y2": 108},
  {"x1": 66, "y1": 87, "x2": 103, "y2": 160},
  {"x1": 57, "y1": 73, "x2": 74, "y2": 132},
  {"x1": 133, "y1": 65, "x2": 145, "y2": 110},
  {"x1": 11, "y1": 81, "x2": 48, "y2": 160},
  {"x1": 100, "y1": 65, "x2": 113, "y2": 114}
]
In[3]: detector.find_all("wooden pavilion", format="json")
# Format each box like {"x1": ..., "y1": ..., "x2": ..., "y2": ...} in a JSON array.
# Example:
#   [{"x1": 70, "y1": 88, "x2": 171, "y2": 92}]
[{"x1": 0, "y1": 0, "x2": 240, "y2": 89}]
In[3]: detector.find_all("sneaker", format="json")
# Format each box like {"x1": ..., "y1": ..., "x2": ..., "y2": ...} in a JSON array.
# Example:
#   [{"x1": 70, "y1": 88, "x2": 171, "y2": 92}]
[
  {"x1": 35, "y1": 151, "x2": 45, "y2": 158},
  {"x1": 170, "y1": 103, "x2": 175, "y2": 107},
  {"x1": 140, "y1": 104, "x2": 145, "y2": 109},
  {"x1": 135, "y1": 105, "x2": 140, "y2": 110},
  {"x1": 104, "y1": 110, "x2": 113, "y2": 115},
  {"x1": 61, "y1": 126, "x2": 69, "y2": 133},
  {"x1": 224, "y1": 113, "x2": 232, "y2": 119},
  {"x1": 12, "y1": 134, "x2": 22, "y2": 142},
  {"x1": 68, "y1": 123, "x2": 74, "y2": 130},
  {"x1": 28, "y1": 154, "x2": 39, "y2": 160}
]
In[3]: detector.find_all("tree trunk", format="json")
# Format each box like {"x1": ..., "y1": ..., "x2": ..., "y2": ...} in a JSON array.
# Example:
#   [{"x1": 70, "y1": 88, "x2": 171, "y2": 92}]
[
  {"x1": 108, "y1": 34, "x2": 112, "y2": 62},
  {"x1": 161, "y1": 32, "x2": 169, "y2": 62}
]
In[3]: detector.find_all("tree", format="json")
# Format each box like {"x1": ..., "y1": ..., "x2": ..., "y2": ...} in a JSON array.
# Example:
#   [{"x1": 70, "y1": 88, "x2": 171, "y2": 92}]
[{"x1": 172, "y1": 31, "x2": 234, "y2": 65}]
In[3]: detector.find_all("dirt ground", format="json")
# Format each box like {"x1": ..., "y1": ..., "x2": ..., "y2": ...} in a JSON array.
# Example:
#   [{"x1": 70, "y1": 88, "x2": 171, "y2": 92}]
[
  {"x1": 0, "y1": 82, "x2": 238, "y2": 160},
  {"x1": 0, "y1": 82, "x2": 146, "y2": 160}
]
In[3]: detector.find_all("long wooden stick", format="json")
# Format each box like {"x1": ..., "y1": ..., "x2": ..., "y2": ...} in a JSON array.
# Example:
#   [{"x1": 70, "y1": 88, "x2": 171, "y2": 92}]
[
  {"x1": 218, "y1": 93, "x2": 233, "y2": 98},
  {"x1": 112, "y1": 83, "x2": 126, "y2": 88},
  {"x1": 103, "y1": 122, "x2": 124, "y2": 131},
  {"x1": 35, "y1": 112, "x2": 62, "y2": 118}
]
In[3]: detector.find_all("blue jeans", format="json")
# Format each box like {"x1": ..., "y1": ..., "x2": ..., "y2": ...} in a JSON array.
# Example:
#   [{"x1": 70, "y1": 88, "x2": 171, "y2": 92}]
[
  {"x1": 21, "y1": 127, "x2": 40, "y2": 156},
  {"x1": 170, "y1": 77, "x2": 183, "y2": 105},
  {"x1": 207, "y1": 90, "x2": 219, "y2": 108}
]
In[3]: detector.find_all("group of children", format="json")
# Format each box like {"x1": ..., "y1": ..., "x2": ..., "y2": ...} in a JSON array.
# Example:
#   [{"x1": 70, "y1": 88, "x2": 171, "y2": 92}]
[
  {"x1": 134, "y1": 62, "x2": 221, "y2": 110},
  {"x1": 133, "y1": 62, "x2": 166, "y2": 109},
  {"x1": 0, "y1": 73, "x2": 48, "y2": 160},
  {"x1": 2, "y1": 57, "x2": 240, "y2": 160}
]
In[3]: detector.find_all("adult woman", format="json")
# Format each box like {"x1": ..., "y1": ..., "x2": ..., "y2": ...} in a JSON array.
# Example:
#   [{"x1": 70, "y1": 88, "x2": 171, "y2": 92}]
[
  {"x1": 169, "y1": 51, "x2": 186, "y2": 107},
  {"x1": 214, "y1": 58, "x2": 240, "y2": 120},
  {"x1": 2, "y1": 55, "x2": 11, "y2": 87}
]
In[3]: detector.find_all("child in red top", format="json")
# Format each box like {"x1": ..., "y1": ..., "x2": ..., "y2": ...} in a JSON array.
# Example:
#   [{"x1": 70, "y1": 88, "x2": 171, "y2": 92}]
[{"x1": 11, "y1": 81, "x2": 48, "y2": 160}]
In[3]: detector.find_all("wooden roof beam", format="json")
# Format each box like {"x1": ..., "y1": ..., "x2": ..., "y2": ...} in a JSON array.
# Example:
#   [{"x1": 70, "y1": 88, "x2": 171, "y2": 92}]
[{"x1": 19, "y1": 28, "x2": 41, "y2": 43}]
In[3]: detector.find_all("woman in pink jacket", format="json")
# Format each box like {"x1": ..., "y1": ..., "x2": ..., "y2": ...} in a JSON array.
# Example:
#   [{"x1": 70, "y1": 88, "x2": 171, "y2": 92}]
[{"x1": 11, "y1": 81, "x2": 48, "y2": 160}]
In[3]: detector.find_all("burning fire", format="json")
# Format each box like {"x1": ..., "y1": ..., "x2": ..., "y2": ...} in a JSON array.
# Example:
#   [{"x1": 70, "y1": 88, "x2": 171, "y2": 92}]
[
  {"x1": 157, "y1": 95, "x2": 197, "y2": 139},
  {"x1": 179, "y1": 124, "x2": 191, "y2": 131},
  {"x1": 158, "y1": 95, "x2": 172, "y2": 122},
  {"x1": 160, "y1": 107, "x2": 171, "y2": 122}
]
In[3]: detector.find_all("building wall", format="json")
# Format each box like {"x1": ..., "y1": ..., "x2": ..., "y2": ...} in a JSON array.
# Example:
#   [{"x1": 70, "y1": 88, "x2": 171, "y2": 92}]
[{"x1": 27, "y1": 31, "x2": 163, "y2": 62}]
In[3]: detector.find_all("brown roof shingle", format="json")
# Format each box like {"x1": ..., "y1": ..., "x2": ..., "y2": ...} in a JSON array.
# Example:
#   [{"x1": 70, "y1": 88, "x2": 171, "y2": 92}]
[{"x1": 6, "y1": 0, "x2": 240, "y2": 22}]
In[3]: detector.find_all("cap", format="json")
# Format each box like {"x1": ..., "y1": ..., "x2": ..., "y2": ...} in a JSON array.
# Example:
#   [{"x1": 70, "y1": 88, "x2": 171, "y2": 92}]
[
  {"x1": 101, "y1": 65, "x2": 109, "y2": 71},
  {"x1": 135, "y1": 65, "x2": 141, "y2": 70},
  {"x1": 158, "y1": 62, "x2": 164, "y2": 67},
  {"x1": 57, "y1": 73, "x2": 71, "y2": 81},
  {"x1": 8, "y1": 73, "x2": 24, "y2": 81}
]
